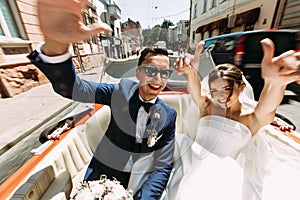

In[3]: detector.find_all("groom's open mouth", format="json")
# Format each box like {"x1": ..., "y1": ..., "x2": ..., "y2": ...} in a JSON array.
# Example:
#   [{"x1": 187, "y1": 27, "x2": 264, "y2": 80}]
[{"x1": 148, "y1": 83, "x2": 162, "y2": 91}]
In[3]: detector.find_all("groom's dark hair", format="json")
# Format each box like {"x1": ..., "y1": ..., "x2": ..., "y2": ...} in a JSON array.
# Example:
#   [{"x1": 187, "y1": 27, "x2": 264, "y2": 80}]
[{"x1": 138, "y1": 47, "x2": 169, "y2": 66}]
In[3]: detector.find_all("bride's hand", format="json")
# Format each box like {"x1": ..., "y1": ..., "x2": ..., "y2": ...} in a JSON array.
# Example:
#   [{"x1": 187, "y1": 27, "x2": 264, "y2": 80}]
[
  {"x1": 174, "y1": 41, "x2": 205, "y2": 75},
  {"x1": 261, "y1": 38, "x2": 300, "y2": 86}
]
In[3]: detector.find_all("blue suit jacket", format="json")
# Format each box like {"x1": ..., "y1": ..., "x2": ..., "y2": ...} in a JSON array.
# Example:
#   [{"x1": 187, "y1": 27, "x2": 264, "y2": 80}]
[{"x1": 28, "y1": 51, "x2": 176, "y2": 200}]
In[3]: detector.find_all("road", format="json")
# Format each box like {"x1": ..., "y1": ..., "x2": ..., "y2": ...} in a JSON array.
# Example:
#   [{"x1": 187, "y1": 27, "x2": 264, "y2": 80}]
[
  {"x1": 0, "y1": 102, "x2": 87, "y2": 183},
  {"x1": 0, "y1": 67, "x2": 104, "y2": 184}
]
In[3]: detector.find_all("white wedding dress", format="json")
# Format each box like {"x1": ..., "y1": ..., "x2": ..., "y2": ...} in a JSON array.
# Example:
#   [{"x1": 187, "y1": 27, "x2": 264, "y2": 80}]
[
  {"x1": 170, "y1": 121, "x2": 300, "y2": 200},
  {"x1": 171, "y1": 117, "x2": 261, "y2": 200},
  {"x1": 195, "y1": 115, "x2": 252, "y2": 158},
  {"x1": 167, "y1": 74, "x2": 300, "y2": 200}
]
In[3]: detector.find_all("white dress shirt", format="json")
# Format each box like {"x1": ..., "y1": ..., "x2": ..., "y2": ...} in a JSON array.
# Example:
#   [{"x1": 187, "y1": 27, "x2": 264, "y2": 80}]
[
  {"x1": 35, "y1": 43, "x2": 71, "y2": 63},
  {"x1": 123, "y1": 95, "x2": 156, "y2": 172}
]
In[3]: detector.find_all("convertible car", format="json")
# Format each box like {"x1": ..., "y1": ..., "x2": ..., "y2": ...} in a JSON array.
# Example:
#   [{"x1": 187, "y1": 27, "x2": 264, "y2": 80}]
[{"x1": 0, "y1": 56, "x2": 300, "y2": 200}]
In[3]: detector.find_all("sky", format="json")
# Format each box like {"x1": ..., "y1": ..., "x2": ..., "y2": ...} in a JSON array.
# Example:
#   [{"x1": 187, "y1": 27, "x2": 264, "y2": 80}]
[{"x1": 117, "y1": 0, "x2": 190, "y2": 29}]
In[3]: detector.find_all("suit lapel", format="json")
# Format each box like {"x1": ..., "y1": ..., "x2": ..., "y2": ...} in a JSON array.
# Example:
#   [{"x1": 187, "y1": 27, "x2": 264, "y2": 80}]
[{"x1": 111, "y1": 79, "x2": 139, "y2": 137}]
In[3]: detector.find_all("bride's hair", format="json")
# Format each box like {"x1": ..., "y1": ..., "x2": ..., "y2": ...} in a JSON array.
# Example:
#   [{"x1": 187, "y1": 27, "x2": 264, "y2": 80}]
[
  {"x1": 208, "y1": 63, "x2": 245, "y2": 99},
  {"x1": 200, "y1": 63, "x2": 256, "y2": 108},
  {"x1": 208, "y1": 63, "x2": 244, "y2": 86}
]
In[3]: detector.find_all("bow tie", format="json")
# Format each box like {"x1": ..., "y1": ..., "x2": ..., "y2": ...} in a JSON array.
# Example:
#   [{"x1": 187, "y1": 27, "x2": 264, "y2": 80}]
[{"x1": 139, "y1": 99, "x2": 154, "y2": 113}]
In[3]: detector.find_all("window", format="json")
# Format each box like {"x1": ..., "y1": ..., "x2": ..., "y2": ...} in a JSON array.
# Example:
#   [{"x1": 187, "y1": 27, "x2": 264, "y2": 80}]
[
  {"x1": 203, "y1": 0, "x2": 207, "y2": 13},
  {"x1": 87, "y1": 16, "x2": 93, "y2": 25},
  {"x1": 83, "y1": 7, "x2": 99, "y2": 46},
  {"x1": 192, "y1": 31, "x2": 195, "y2": 43},
  {"x1": 0, "y1": 1, "x2": 20, "y2": 38},
  {"x1": 116, "y1": 27, "x2": 120, "y2": 38},
  {"x1": 193, "y1": 3, "x2": 198, "y2": 19},
  {"x1": 0, "y1": 0, "x2": 31, "y2": 64},
  {"x1": 211, "y1": 0, "x2": 217, "y2": 8}
]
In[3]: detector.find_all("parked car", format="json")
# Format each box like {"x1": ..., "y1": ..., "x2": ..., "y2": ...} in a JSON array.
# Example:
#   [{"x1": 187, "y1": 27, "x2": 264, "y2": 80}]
[
  {"x1": 154, "y1": 41, "x2": 167, "y2": 49},
  {"x1": 167, "y1": 49, "x2": 174, "y2": 55},
  {"x1": 203, "y1": 29, "x2": 300, "y2": 100}
]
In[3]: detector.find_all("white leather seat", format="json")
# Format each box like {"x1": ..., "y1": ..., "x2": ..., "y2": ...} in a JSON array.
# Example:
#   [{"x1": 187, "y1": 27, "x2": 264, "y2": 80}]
[
  {"x1": 85, "y1": 105, "x2": 111, "y2": 153},
  {"x1": 10, "y1": 165, "x2": 72, "y2": 200}
]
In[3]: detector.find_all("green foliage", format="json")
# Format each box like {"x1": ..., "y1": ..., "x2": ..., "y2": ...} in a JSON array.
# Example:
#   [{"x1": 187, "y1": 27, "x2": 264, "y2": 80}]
[
  {"x1": 161, "y1": 19, "x2": 174, "y2": 29},
  {"x1": 142, "y1": 19, "x2": 174, "y2": 46}
]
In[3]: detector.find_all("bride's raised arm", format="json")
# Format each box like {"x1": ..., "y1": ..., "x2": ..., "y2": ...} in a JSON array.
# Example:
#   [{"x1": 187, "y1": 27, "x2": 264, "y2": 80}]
[
  {"x1": 174, "y1": 41, "x2": 210, "y2": 116},
  {"x1": 252, "y1": 38, "x2": 300, "y2": 133}
]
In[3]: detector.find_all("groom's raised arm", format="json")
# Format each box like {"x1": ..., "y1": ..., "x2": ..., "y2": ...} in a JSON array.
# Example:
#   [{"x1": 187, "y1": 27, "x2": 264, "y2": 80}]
[{"x1": 28, "y1": 0, "x2": 113, "y2": 103}]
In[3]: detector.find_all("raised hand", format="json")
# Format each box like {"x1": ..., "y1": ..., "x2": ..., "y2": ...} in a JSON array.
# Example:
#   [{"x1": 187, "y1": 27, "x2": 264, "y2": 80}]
[
  {"x1": 38, "y1": 0, "x2": 112, "y2": 44},
  {"x1": 174, "y1": 41, "x2": 205, "y2": 75},
  {"x1": 253, "y1": 38, "x2": 300, "y2": 127},
  {"x1": 261, "y1": 38, "x2": 300, "y2": 86},
  {"x1": 38, "y1": 0, "x2": 112, "y2": 55}
]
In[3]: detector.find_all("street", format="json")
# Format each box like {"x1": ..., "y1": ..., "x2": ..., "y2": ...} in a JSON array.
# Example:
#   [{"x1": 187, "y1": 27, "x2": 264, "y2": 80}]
[
  {"x1": 0, "y1": 67, "x2": 104, "y2": 184},
  {"x1": 0, "y1": 102, "x2": 85, "y2": 184}
]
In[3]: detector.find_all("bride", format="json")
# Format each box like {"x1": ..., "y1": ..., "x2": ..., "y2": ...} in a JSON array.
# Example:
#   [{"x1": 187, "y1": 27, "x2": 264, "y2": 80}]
[{"x1": 168, "y1": 38, "x2": 300, "y2": 200}]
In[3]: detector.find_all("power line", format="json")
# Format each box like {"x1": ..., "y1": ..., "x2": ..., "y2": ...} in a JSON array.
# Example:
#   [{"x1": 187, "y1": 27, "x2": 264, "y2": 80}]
[{"x1": 152, "y1": 8, "x2": 189, "y2": 20}]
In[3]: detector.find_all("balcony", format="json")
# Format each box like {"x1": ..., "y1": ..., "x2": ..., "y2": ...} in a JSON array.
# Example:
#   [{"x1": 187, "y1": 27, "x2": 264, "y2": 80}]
[{"x1": 107, "y1": 4, "x2": 121, "y2": 21}]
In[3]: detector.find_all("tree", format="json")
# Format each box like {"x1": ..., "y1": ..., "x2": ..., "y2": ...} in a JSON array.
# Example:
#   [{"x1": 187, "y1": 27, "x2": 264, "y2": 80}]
[
  {"x1": 161, "y1": 19, "x2": 174, "y2": 29},
  {"x1": 158, "y1": 19, "x2": 174, "y2": 46},
  {"x1": 149, "y1": 25, "x2": 161, "y2": 45},
  {"x1": 142, "y1": 28, "x2": 152, "y2": 46},
  {"x1": 142, "y1": 20, "x2": 174, "y2": 46}
]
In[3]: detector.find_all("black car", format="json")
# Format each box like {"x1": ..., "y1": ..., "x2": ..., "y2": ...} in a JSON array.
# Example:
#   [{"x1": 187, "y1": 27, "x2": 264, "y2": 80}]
[{"x1": 203, "y1": 29, "x2": 300, "y2": 100}]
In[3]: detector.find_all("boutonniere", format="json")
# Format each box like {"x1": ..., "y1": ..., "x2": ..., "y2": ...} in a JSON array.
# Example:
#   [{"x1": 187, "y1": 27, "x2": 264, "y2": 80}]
[
  {"x1": 146, "y1": 129, "x2": 158, "y2": 147},
  {"x1": 154, "y1": 112, "x2": 160, "y2": 119}
]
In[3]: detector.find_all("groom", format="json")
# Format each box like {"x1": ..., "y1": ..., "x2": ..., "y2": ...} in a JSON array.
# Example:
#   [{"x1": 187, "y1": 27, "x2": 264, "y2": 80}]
[{"x1": 27, "y1": 1, "x2": 176, "y2": 199}]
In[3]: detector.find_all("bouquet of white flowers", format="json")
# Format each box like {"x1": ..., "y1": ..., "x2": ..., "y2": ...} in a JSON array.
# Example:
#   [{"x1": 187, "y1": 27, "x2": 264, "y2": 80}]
[{"x1": 71, "y1": 175, "x2": 133, "y2": 200}]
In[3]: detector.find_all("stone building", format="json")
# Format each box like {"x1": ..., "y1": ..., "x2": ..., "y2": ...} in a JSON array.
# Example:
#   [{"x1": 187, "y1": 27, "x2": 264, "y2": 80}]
[
  {"x1": 120, "y1": 18, "x2": 143, "y2": 57},
  {"x1": 189, "y1": 0, "x2": 300, "y2": 51}
]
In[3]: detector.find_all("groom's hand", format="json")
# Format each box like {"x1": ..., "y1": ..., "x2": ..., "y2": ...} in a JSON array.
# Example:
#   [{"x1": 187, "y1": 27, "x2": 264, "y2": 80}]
[{"x1": 38, "y1": 0, "x2": 112, "y2": 55}]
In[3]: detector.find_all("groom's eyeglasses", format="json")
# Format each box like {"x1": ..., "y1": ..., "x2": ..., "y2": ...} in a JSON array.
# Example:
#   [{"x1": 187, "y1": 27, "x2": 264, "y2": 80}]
[{"x1": 138, "y1": 65, "x2": 173, "y2": 79}]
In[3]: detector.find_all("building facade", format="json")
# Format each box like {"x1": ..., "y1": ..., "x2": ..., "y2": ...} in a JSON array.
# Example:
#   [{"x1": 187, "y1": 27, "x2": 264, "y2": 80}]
[
  {"x1": 189, "y1": 0, "x2": 300, "y2": 51},
  {"x1": 97, "y1": 0, "x2": 122, "y2": 59},
  {"x1": 121, "y1": 18, "x2": 143, "y2": 57},
  {"x1": 273, "y1": 0, "x2": 300, "y2": 30},
  {"x1": 168, "y1": 20, "x2": 190, "y2": 53}
]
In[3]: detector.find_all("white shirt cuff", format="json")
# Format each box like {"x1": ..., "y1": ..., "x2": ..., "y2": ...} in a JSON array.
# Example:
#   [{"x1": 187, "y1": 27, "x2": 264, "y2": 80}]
[{"x1": 36, "y1": 43, "x2": 72, "y2": 63}]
